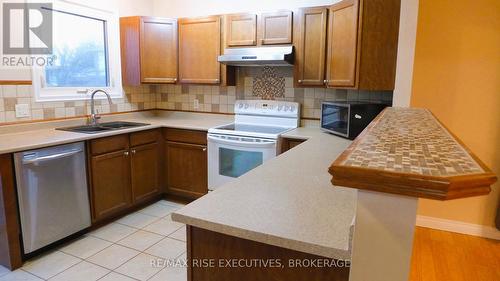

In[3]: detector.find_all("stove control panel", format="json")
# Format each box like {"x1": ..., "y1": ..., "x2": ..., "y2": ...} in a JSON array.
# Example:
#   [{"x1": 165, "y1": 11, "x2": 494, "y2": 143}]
[{"x1": 234, "y1": 100, "x2": 300, "y2": 118}]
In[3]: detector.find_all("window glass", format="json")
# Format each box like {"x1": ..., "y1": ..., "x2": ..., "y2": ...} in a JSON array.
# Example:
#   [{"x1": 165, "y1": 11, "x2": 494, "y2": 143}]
[{"x1": 45, "y1": 10, "x2": 108, "y2": 87}]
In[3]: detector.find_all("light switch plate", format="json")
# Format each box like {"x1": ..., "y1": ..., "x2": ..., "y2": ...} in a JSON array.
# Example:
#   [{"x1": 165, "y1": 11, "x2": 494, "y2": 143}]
[{"x1": 15, "y1": 104, "x2": 30, "y2": 118}]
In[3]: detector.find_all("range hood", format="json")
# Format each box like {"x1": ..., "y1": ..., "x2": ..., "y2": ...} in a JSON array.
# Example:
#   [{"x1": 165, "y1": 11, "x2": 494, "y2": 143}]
[{"x1": 218, "y1": 46, "x2": 294, "y2": 66}]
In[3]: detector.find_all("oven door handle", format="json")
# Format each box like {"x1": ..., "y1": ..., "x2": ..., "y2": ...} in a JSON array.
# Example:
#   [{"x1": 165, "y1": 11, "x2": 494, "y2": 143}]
[{"x1": 208, "y1": 135, "x2": 277, "y2": 147}]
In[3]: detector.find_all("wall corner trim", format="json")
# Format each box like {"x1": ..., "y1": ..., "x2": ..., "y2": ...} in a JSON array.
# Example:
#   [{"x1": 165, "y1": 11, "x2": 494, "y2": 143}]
[{"x1": 416, "y1": 215, "x2": 500, "y2": 240}]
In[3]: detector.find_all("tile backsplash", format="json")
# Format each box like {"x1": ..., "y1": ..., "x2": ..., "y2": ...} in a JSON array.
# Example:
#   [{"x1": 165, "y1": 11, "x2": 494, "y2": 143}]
[{"x1": 0, "y1": 67, "x2": 392, "y2": 124}]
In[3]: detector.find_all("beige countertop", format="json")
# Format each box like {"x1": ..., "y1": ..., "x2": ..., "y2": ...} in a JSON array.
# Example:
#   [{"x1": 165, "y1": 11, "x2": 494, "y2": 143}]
[
  {"x1": 0, "y1": 111, "x2": 233, "y2": 154},
  {"x1": 172, "y1": 127, "x2": 357, "y2": 260},
  {"x1": 0, "y1": 111, "x2": 357, "y2": 260}
]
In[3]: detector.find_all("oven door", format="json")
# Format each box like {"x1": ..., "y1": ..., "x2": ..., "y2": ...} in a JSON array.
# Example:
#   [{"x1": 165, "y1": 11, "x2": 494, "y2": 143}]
[{"x1": 208, "y1": 133, "x2": 277, "y2": 190}]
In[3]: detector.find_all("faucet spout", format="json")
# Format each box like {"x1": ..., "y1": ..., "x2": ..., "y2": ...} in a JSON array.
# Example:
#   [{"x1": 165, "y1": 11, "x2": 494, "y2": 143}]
[{"x1": 89, "y1": 89, "x2": 113, "y2": 126}]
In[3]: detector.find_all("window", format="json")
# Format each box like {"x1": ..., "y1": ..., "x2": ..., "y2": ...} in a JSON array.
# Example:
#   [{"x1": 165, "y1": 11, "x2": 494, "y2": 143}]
[{"x1": 32, "y1": 1, "x2": 122, "y2": 101}]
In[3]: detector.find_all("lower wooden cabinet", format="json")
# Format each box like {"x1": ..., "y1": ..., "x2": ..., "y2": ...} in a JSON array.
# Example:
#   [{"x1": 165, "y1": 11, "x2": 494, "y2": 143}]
[
  {"x1": 130, "y1": 142, "x2": 161, "y2": 203},
  {"x1": 165, "y1": 141, "x2": 208, "y2": 199},
  {"x1": 163, "y1": 128, "x2": 208, "y2": 200},
  {"x1": 89, "y1": 130, "x2": 161, "y2": 222},
  {"x1": 90, "y1": 149, "x2": 132, "y2": 221},
  {"x1": 281, "y1": 138, "x2": 306, "y2": 153}
]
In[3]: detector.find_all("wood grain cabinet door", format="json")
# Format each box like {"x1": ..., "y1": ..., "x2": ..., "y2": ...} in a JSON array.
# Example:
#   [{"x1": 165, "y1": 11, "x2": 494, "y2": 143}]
[
  {"x1": 90, "y1": 150, "x2": 132, "y2": 221},
  {"x1": 294, "y1": 7, "x2": 328, "y2": 87},
  {"x1": 140, "y1": 17, "x2": 178, "y2": 83},
  {"x1": 178, "y1": 16, "x2": 221, "y2": 84},
  {"x1": 130, "y1": 142, "x2": 160, "y2": 203},
  {"x1": 259, "y1": 11, "x2": 293, "y2": 45},
  {"x1": 225, "y1": 14, "x2": 257, "y2": 47},
  {"x1": 326, "y1": 0, "x2": 360, "y2": 88},
  {"x1": 165, "y1": 141, "x2": 208, "y2": 199}
]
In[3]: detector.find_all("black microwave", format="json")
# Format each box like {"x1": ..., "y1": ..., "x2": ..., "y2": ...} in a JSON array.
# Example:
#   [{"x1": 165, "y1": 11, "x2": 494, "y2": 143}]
[{"x1": 320, "y1": 102, "x2": 387, "y2": 140}]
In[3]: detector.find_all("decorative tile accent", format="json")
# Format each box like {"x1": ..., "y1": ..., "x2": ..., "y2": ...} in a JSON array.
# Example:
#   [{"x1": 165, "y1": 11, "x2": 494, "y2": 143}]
[
  {"x1": 252, "y1": 66, "x2": 285, "y2": 100},
  {"x1": 342, "y1": 108, "x2": 484, "y2": 176}
]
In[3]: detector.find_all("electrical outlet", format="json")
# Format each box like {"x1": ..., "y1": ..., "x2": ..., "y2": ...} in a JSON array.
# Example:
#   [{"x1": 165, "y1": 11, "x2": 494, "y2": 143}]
[
  {"x1": 193, "y1": 99, "x2": 199, "y2": 109},
  {"x1": 15, "y1": 104, "x2": 30, "y2": 118}
]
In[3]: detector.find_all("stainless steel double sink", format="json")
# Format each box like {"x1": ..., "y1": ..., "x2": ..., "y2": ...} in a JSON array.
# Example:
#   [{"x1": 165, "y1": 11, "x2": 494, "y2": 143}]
[{"x1": 57, "y1": 121, "x2": 150, "y2": 134}]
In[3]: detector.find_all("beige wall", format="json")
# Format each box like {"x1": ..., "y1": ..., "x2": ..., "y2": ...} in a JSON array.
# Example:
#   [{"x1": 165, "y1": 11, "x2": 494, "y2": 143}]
[
  {"x1": 152, "y1": 0, "x2": 338, "y2": 18},
  {"x1": 411, "y1": 0, "x2": 500, "y2": 228}
]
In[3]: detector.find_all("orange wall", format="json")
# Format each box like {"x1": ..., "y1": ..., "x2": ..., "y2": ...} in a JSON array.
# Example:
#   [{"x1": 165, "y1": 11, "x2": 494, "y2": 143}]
[{"x1": 411, "y1": 0, "x2": 500, "y2": 227}]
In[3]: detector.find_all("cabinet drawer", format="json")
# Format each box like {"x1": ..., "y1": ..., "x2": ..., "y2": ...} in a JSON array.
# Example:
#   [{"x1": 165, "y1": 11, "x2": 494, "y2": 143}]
[
  {"x1": 90, "y1": 134, "x2": 129, "y2": 155},
  {"x1": 130, "y1": 129, "x2": 160, "y2": 147},
  {"x1": 163, "y1": 128, "x2": 207, "y2": 145}
]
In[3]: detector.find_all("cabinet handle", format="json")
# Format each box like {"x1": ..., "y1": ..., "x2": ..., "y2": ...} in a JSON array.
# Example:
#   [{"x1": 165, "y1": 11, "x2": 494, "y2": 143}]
[
  {"x1": 298, "y1": 80, "x2": 303, "y2": 84},
  {"x1": 173, "y1": 78, "x2": 177, "y2": 82},
  {"x1": 323, "y1": 79, "x2": 328, "y2": 85},
  {"x1": 131, "y1": 149, "x2": 136, "y2": 154},
  {"x1": 202, "y1": 148, "x2": 207, "y2": 152},
  {"x1": 124, "y1": 151, "x2": 129, "y2": 156}
]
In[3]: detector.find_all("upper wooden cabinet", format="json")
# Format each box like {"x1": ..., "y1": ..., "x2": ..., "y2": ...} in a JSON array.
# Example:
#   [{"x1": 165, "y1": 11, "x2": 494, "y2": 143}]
[
  {"x1": 294, "y1": 7, "x2": 328, "y2": 87},
  {"x1": 178, "y1": 16, "x2": 221, "y2": 84},
  {"x1": 259, "y1": 11, "x2": 293, "y2": 45},
  {"x1": 325, "y1": 0, "x2": 400, "y2": 90},
  {"x1": 120, "y1": 16, "x2": 178, "y2": 85},
  {"x1": 225, "y1": 14, "x2": 257, "y2": 47},
  {"x1": 223, "y1": 10, "x2": 293, "y2": 48}
]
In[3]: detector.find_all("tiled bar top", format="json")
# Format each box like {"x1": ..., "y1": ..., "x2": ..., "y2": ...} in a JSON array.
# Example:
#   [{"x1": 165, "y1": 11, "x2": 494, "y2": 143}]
[
  {"x1": 329, "y1": 107, "x2": 497, "y2": 200},
  {"x1": 172, "y1": 128, "x2": 356, "y2": 260}
]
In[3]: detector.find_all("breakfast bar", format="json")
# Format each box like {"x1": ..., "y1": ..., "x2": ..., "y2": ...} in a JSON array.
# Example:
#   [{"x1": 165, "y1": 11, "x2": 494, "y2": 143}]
[{"x1": 172, "y1": 107, "x2": 497, "y2": 281}]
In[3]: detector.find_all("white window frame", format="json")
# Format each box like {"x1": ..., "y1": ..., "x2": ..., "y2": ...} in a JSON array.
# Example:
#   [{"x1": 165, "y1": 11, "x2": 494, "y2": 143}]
[{"x1": 32, "y1": 0, "x2": 122, "y2": 102}]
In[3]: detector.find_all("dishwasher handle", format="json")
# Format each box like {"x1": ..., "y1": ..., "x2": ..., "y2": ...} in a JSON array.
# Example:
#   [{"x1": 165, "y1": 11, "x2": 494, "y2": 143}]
[{"x1": 22, "y1": 149, "x2": 83, "y2": 165}]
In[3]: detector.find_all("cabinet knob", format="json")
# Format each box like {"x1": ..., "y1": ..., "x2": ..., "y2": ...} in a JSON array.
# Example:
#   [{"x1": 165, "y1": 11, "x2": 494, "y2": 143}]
[
  {"x1": 298, "y1": 80, "x2": 303, "y2": 84},
  {"x1": 131, "y1": 149, "x2": 136, "y2": 154},
  {"x1": 124, "y1": 151, "x2": 129, "y2": 156},
  {"x1": 323, "y1": 79, "x2": 328, "y2": 85},
  {"x1": 202, "y1": 148, "x2": 207, "y2": 152},
  {"x1": 173, "y1": 78, "x2": 177, "y2": 82}
]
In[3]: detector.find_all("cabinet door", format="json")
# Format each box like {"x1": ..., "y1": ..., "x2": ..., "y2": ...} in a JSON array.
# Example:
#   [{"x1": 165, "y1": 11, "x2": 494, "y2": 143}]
[
  {"x1": 225, "y1": 14, "x2": 257, "y2": 47},
  {"x1": 259, "y1": 11, "x2": 293, "y2": 45},
  {"x1": 91, "y1": 150, "x2": 132, "y2": 221},
  {"x1": 165, "y1": 141, "x2": 208, "y2": 199},
  {"x1": 130, "y1": 142, "x2": 160, "y2": 203},
  {"x1": 178, "y1": 16, "x2": 221, "y2": 84},
  {"x1": 140, "y1": 17, "x2": 178, "y2": 83},
  {"x1": 294, "y1": 7, "x2": 328, "y2": 87},
  {"x1": 326, "y1": 0, "x2": 359, "y2": 88}
]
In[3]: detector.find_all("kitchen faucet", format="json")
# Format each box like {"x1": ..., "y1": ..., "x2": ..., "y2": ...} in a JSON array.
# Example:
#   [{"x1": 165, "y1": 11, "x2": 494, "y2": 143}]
[{"x1": 89, "y1": 89, "x2": 112, "y2": 126}]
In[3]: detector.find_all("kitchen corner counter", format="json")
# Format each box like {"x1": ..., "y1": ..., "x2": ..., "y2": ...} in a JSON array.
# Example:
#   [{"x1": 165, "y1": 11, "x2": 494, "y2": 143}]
[
  {"x1": 0, "y1": 111, "x2": 233, "y2": 154},
  {"x1": 172, "y1": 127, "x2": 356, "y2": 260}
]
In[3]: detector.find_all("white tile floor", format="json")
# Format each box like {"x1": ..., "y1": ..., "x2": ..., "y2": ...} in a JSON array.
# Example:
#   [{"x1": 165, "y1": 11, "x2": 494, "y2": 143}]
[{"x1": 0, "y1": 200, "x2": 187, "y2": 281}]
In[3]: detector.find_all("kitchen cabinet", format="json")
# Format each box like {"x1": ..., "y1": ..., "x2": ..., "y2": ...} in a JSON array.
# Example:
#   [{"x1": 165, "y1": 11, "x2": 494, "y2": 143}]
[
  {"x1": 89, "y1": 134, "x2": 132, "y2": 221},
  {"x1": 130, "y1": 142, "x2": 161, "y2": 203},
  {"x1": 293, "y1": 7, "x2": 328, "y2": 87},
  {"x1": 89, "y1": 130, "x2": 161, "y2": 222},
  {"x1": 259, "y1": 11, "x2": 293, "y2": 45},
  {"x1": 178, "y1": 16, "x2": 221, "y2": 84},
  {"x1": 223, "y1": 11, "x2": 293, "y2": 47},
  {"x1": 163, "y1": 128, "x2": 208, "y2": 199},
  {"x1": 281, "y1": 138, "x2": 306, "y2": 153},
  {"x1": 225, "y1": 14, "x2": 257, "y2": 47},
  {"x1": 325, "y1": 0, "x2": 400, "y2": 90},
  {"x1": 120, "y1": 16, "x2": 178, "y2": 85}
]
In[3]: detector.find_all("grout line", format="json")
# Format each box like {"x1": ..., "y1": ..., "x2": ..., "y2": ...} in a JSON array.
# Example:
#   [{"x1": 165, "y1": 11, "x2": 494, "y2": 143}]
[
  {"x1": 19, "y1": 269, "x2": 48, "y2": 281},
  {"x1": 17, "y1": 201, "x2": 186, "y2": 281}
]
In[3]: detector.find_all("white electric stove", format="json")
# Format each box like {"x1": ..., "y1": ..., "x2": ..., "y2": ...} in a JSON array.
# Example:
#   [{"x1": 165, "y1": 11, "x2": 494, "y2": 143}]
[{"x1": 208, "y1": 100, "x2": 300, "y2": 190}]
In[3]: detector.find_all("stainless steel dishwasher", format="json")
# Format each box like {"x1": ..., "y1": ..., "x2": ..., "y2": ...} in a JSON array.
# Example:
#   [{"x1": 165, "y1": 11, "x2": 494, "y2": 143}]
[{"x1": 14, "y1": 142, "x2": 91, "y2": 254}]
